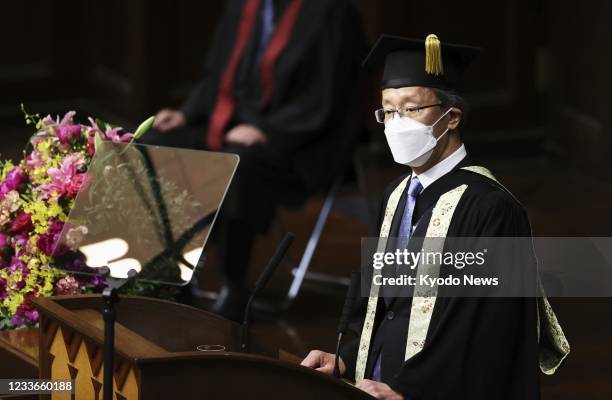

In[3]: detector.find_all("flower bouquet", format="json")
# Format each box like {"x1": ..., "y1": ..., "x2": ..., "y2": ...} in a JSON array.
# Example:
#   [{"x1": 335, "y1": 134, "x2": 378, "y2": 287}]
[{"x1": 0, "y1": 107, "x2": 153, "y2": 329}]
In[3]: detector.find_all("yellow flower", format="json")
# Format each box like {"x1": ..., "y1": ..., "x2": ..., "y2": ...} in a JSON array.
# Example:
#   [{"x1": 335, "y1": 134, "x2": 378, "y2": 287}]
[
  {"x1": 7, "y1": 270, "x2": 23, "y2": 288},
  {"x1": 24, "y1": 200, "x2": 50, "y2": 233},
  {"x1": 27, "y1": 236, "x2": 39, "y2": 254},
  {"x1": 31, "y1": 167, "x2": 50, "y2": 185},
  {"x1": 5, "y1": 293, "x2": 24, "y2": 315},
  {"x1": 1, "y1": 160, "x2": 15, "y2": 181},
  {"x1": 37, "y1": 140, "x2": 51, "y2": 153},
  {"x1": 39, "y1": 270, "x2": 56, "y2": 295},
  {"x1": 25, "y1": 274, "x2": 38, "y2": 292},
  {"x1": 47, "y1": 201, "x2": 63, "y2": 218},
  {"x1": 27, "y1": 258, "x2": 40, "y2": 270}
]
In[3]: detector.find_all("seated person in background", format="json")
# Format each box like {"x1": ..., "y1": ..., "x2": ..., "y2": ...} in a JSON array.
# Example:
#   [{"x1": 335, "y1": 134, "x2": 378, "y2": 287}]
[
  {"x1": 143, "y1": 0, "x2": 366, "y2": 320},
  {"x1": 302, "y1": 34, "x2": 569, "y2": 399}
]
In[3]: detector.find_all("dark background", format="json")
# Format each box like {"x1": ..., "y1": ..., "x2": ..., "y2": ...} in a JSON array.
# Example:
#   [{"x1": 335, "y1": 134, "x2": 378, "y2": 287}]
[
  {"x1": 1, "y1": 1, "x2": 611, "y2": 399},
  {"x1": 2, "y1": 0, "x2": 611, "y2": 180}
]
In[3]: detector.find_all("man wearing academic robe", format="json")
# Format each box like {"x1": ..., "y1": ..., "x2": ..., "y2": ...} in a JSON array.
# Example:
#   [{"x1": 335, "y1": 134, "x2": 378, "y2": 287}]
[
  {"x1": 142, "y1": 0, "x2": 366, "y2": 318},
  {"x1": 302, "y1": 34, "x2": 569, "y2": 400}
]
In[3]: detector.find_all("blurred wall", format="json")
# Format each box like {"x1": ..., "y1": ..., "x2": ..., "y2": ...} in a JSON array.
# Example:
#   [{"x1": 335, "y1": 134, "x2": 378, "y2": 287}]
[
  {"x1": 547, "y1": 0, "x2": 612, "y2": 179},
  {"x1": 0, "y1": 0, "x2": 225, "y2": 126},
  {"x1": 1, "y1": 0, "x2": 610, "y2": 179}
]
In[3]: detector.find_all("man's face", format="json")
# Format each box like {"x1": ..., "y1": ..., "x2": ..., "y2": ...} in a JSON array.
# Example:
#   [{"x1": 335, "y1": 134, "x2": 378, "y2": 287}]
[
  {"x1": 380, "y1": 86, "x2": 447, "y2": 137},
  {"x1": 381, "y1": 86, "x2": 461, "y2": 170}
]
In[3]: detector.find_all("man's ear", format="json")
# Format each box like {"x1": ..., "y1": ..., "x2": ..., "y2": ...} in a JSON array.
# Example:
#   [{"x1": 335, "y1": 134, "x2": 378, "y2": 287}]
[{"x1": 447, "y1": 107, "x2": 463, "y2": 130}]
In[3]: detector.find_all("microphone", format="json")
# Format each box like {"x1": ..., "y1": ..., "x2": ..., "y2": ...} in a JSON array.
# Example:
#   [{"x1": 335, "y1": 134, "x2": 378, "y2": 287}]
[
  {"x1": 333, "y1": 271, "x2": 361, "y2": 378},
  {"x1": 241, "y1": 232, "x2": 295, "y2": 352}
]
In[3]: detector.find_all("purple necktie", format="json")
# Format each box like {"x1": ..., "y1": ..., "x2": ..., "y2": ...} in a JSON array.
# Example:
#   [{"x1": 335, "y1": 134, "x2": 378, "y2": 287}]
[{"x1": 398, "y1": 176, "x2": 423, "y2": 249}]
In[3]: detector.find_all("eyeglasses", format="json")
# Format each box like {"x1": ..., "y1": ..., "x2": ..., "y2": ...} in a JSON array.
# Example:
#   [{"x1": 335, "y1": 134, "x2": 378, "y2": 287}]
[{"x1": 374, "y1": 103, "x2": 443, "y2": 124}]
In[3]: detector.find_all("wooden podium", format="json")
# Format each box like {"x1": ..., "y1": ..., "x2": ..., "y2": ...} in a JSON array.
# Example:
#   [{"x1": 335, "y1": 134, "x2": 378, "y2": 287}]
[{"x1": 30, "y1": 295, "x2": 371, "y2": 400}]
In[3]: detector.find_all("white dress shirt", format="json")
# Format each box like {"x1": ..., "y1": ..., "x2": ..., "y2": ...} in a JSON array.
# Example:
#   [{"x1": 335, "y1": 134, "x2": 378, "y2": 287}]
[{"x1": 414, "y1": 144, "x2": 467, "y2": 192}]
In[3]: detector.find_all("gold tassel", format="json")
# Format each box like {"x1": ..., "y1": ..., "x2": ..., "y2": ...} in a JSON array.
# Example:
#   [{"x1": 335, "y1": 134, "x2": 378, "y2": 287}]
[{"x1": 425, "y1": 34, "x2": 444, "y2": 76}]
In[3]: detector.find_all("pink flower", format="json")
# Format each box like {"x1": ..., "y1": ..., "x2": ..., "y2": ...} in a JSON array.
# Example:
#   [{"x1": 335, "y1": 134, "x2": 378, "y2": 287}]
[
  {"x1": 54, "y1": 276, "x2": 81, "y2": 296},
  {"x1": 9, "y1": 212, "x2": 33, "y2": 234},
  {"x1": 6, "y1": 167, "x2": 26, "y2": 188},
  {"x1": 0, "y1": 191, "x2": 20, "y2": 217},
  {"x1": 86, "y1": 135, "x2": 96, "y2": 156},
  {"x1": 25, "y1": 151, "x2": 44, "y2": 170},
  {"x1": 87, "y1": 118, "x2": 133, "y2": 144},
  {"x1": 57, "y1": 125, "x2": 82, "y2": 144},
  {"x1": 30, "y1": 111, "x2": 78, "y2": 146},
  {"x1": 36, "y1": 220, "x2": 66, "y2": 256},
  {"x1": 86, "y1": 118, "x2": 104, "y2": 146},
  {"x1": 0, "y1": 167, "x2": 27, "y2": 197},
  {"x1": 8, "y1": 256, "x2": 26, "y2": 273},
  {"x1": 48, "y1": 220, "x2": 64, "y2": 236},
  {"x1": 10, "y1": 297, "x2": 39, "y2": 326},
  {"x1": 105, "y1": 127, "x2": 134, "y2": 143},
  {"x1": 87, "y1": 117, "x2": 102, "y2": 133},
  {"x1": 36, "y1": 235, "x2": 54, "y2": 256},
  {"x1": 41, "y1": 114, "x2": 57, "y2": 128},
  {"x1": 0, "y1": 232, "x2": 8, "y2": 249},
  {"x1": 39, "y1": 153, "x2": 86, "y2": 199},
  {"x1": 25, "y1": 308, "x2": 39, "y2": 323},
  {"x1": 59, "y1": 111, "x2": 75, "y2": 126},
  {"x1": 66, "y1": 173, "x2": 90, "y2": 197},
  {"x1": 29, "y1": 132, "x2": 48, "y2": 147},
  {"x1": 40, "y1": 111, "x2": 76, "y2": 131},
  {"x1": 28, "y1": 111, "x2": 85, "y2": 153}
]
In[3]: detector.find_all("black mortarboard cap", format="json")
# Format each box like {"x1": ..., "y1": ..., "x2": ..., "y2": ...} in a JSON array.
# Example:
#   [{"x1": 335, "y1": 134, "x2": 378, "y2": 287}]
[{"x1": 363, "y1": 34, "x2": 481, "y2": 92}]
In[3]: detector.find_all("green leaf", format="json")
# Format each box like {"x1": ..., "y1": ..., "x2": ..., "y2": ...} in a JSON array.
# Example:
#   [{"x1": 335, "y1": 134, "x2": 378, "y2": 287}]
[
  {"x1": 132, "y1": 116, "x2": 155, "y2": 141},
  {"x1": 0, "y1": 318, "x2": 11, "y2": 330},
  {"x1": 94, "y1": 131, "x2": 103, "y2": 151},
  {"x1": 95, "y1": 118, "x2": 108, "y2": 131}
]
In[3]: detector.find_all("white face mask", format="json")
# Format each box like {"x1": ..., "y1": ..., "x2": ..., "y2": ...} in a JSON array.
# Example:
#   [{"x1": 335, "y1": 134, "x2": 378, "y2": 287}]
[{"x1": 384, "y1": 108, "x2": 452, "y2": 167}]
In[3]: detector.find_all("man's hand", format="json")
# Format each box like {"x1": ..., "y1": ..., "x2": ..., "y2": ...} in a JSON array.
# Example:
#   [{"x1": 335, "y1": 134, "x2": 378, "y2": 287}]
[
  {"x1": 153, "y1": 109, "x2": 186, "y2": 132},
  {"x1": 356, "y1": 380, "x2": 404, "y2": 400},
  {"x1": 224, "y1": 124, "x2": 267, "y2": 146},
  {"x1": 301, "y1": 350, "x2": 346, "y2": 376}
]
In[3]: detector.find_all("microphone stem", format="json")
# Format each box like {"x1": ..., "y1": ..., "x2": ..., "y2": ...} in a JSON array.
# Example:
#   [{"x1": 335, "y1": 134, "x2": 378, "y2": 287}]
[
  {"x1": 240, "y1": 233, "x2": 294, "y2": 353},
  {"x1": 241, "y1": 296, "x2": 254, "y2": 352}
]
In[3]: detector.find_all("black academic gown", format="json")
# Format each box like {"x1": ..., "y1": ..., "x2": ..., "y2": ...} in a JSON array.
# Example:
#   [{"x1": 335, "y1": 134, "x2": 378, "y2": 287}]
[
  {"x1": 179, "y1": 0, "x2": 367, "y2": 192},
  {"x1": 144, "y1": 0, "x2": 366, "y2": 287},
  {"x1": 340, "y1": 156, "x2": 541, "y2": 400}
]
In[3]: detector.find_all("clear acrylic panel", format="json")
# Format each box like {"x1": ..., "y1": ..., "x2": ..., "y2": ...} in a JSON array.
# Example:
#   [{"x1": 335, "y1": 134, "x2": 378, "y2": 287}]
[{"x1": 53, "y1": 141, "x2": 238, "y2": 286}]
